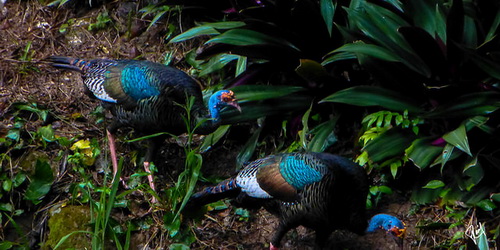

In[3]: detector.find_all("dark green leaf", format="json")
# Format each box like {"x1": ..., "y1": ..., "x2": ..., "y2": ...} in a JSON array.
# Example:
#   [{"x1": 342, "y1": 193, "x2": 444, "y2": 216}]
[
  {"x1": 406, "y1": 138, "x2": 443, "y2": 169},
  {"x1": 442, "y1": 124, "x2": 471, "y2": 156},
  {"x1": 307, "y1": 118, "x2": 338, "y2": 152},
  {"x1": 322, "y1": 51, "x2": 357, "y2": 65},
  {"x1": 330, "y1": 42, "x2": 399, "y2": 62},
  {"x1": 13, "y1": 173, "x2": 27, "y2": 187},
  {"x1": 476, "y1": 199, "x2": 496, "y2": 211},
  {"x1": 236, "y1": 126, "x2": 262, "y2": 170},
  {"x1": 485, "y1": 11, "x2": 500, "y2": 42},
  {"x1": 24, "y1": 159, "x2": 54, "y2": 205},
  {"x1": 169, "y1": 21, "x2": 245, "y2": 43},
  {"x1": 463, "y1": 157, "x2": 483, "y2": 190},
  {"x1": 321, "y1": 86, "x2": 422, "y2": 112},
  {"x1": 423, "y1": 180, "x2": 445, "y2": 189},
  {"x1": 440, "y1": 144, "x2": 455, "y2": 172},
  {"x1": 424, "y1": 92, "x2": 500, "y2": 118},
  {"x1": 411, "y1": 187, "x2": 442, "y2": 204},
  {"x1": 231, "y1": 85, "x2": 305, "y2": 102},
  {"x1": 363, "y1": 128, "x2": 417, "y2": 162},
  {"x1": 199, "y1": 54, "x2": 240, "y2": 76},
  {"x1": 320, "y1": 0, "x2": 336, "y2": 36},
  {"x1": 206, "y1": 29, "x2": 300, "y2": 51},
  {"x1": 0, "y1": 203, "x2": 13, "y2": 212},
  {"x1": 491, "y1": 193, "x2": 500, "y2": 202},
  {"x1": 200, "y1": 125, "x2": 231, "y2": 153},
  {"x1": 467, "y1": 50, "x2": 500, "y2": 80},
  {"x1": 221, "y1": 95, "x2": 312, "y2": 124}
]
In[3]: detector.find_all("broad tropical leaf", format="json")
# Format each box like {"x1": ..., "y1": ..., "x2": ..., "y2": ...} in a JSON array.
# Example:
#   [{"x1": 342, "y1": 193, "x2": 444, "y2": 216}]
[{"x1": 321, "y1": 86, "x2": 422, "y2": 112}]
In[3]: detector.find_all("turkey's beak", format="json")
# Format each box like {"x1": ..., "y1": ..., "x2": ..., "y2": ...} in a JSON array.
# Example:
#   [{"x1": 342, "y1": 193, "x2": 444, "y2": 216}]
[{"x1": 229, "y1": 101, "x2": 242, "y2": 113}]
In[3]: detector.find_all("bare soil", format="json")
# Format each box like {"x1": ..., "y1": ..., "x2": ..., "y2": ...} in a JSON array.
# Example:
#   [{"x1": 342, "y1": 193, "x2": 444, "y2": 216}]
[{"x1": 0, "y1": 1, "x2": 466, "y2": 249}]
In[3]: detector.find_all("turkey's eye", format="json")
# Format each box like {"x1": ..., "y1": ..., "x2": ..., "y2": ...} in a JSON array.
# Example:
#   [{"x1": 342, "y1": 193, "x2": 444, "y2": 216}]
[{"x1": 221, "y1": 92, "x2": 234, "y2": 102}]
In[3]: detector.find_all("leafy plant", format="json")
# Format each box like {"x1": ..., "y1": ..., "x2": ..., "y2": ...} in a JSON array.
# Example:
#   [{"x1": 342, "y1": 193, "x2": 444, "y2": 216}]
[
  {"x1": 320, "y1": 0, "x2": 500, "y2": 211},
  {"x1": 88, "y1": 11, "x2": 112, "y2": 31}
]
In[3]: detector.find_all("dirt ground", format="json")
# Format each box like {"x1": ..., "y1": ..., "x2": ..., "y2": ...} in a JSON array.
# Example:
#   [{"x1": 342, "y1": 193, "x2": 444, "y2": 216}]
[{"x1": 0, "y1": 1, "x2": 466, "y2": 249}]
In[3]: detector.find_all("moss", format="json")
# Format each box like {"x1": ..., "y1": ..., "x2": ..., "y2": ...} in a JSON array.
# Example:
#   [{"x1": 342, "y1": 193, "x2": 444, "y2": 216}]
[{"x1": 43, "y1": 205, "x2": 92, "y2": 250}]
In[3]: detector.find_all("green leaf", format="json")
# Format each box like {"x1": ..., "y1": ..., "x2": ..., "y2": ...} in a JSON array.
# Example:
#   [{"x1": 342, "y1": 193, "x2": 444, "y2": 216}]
[
  {"x1": 38, "y1": 125, "x2": 56, "y2": 142},
  {"x1": 0, "y1": 203, "x2": 13, "y2": 212},
  {"x1": 491, "y1": 193, "x2": 500, "y2": 202},
  {"x1": 363, "y1": 128, "x2": 416, "y2": 162},
  {"x1": 206, "y1": 29, "x2": 300, "y2": 51},
  {"x1": 330, "y1": 42, "x2": 400, "y2": 62},
  {"x1": 199, "y1": 54, "x2": 240, "y2": 76},
  {"x1": 423, "y1": 180, "x2": 445, "y2": 189},
  {"x1": 463, "y1": 157, "x2": 483, "y2": 191},
  {"x1": 24, "y1": 159, "x2": 54, "y2": 205},
  {"x1": 2, "y1": 179, "x2": 12, "y2": 192},
  {"x1": 231, "y1": 85, "x2": 305, "y2": 102},
  {"x1": 476, "y1": 199, "x2": 496, "y2": 211},
  {"x1": 467, "y1": 50, "x2": 500, "y2": 80},
  {"x1": 424, "y1": 92, "x2": 500, "y2": 118},
  {"x1": 485, "y1": 10, "x2": 500, "y2": 42},
  {"x1": 411, "y1": 187, "x2": 442, "y2": 204},
  {"x1": 235, "y1": 56, "x2": 247, "y2": 77},
  {"x1": 321, "y1": 86, "x2": 422, "y2": 113},
  {"x1": 442, "y1": 125, "x2": 472, "y2": 156},
  {"x1": 320, "y1": 0, "x2": 336, "y2": 36},
  {"x1": 440, "y1": 144, "x2": 455, "y2": 172},
  {"x1": 236, "y1": 125, "x2": 262, "y2": 170},
  {"x1": 169, "y1": 21, "x2": 246, "y2": 43},
  {"x1": 200, "y1": 125, "x2": 231, "y2": 153},
  {"x1": 300, "y1": 104, "x2": 313, "y2": 150},
  {"x1": 406, "y1": 138, "x2": 443, "y2": 169},
  {"x1": 307, "y1": 118, "x2": 338, "y2": 152},
  {"x1": 322, "y1": 51, "x2": 357, "y2": 65},
  {"x1": 0, "y1": 241, "x2": 13, "y2": 249},
  {"x1": 221, "y1": 94, "x2": 312, "y2": 124}
]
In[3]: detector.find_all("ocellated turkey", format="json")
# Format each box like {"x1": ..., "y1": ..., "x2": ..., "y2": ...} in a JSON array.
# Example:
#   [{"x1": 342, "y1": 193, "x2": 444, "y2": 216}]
[
  {"x1": 188, "y1": 152, "x2": 406, "y2": 249},
  {"x1": 48, "y1": 56, "x2": 241, "y2": 196}
]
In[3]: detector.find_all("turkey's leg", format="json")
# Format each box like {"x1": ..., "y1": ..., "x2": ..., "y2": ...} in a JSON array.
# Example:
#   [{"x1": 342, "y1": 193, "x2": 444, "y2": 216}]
[
  {"x1": 107, "y1": 129, "x2": 119, "y2": 180},
  {"x1": 107, "y1": 130, "x2": 128, "y2": 188},
  {"x1": 143, "y1": 161, "x2": 157, "y2": 203},
  {"x1": 270, "y1": 222, "x2": 293, "y2": 250},
  {"x1": 144, "y1": 138, "x2": 160, "y2": 204}
]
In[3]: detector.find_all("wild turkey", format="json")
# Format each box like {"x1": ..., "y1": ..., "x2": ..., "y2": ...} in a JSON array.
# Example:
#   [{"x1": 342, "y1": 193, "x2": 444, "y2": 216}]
[
  {"x1": 48, "y1": 56, "x2": 241, "y2": 195},
  {"x1": 188, "y1": 152, "x2": 406, "y2": 249}
]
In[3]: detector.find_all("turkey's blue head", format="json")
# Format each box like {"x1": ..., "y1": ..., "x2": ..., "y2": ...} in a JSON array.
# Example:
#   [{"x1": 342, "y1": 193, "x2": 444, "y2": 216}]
[
  {"x1": 366, "y1": 214, "x2": 406, "y2": 238},
  {"x1": 208, "y1": 90, "x2": 241, "y2": 122}
]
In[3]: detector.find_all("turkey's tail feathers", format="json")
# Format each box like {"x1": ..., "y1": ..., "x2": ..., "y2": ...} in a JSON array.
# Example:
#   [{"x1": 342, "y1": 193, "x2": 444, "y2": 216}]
[
  {"x1": 188, "y1": 178, "x2": 240, "y2": 208},
  {"x1": 47, "y1": 56, "x2": 87, "y2": 72}
]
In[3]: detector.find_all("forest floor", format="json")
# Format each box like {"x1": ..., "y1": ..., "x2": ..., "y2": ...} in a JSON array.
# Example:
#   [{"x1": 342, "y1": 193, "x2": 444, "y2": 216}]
[{"x1": 0, "y1": 1, "x2": 467, "y2": 249}]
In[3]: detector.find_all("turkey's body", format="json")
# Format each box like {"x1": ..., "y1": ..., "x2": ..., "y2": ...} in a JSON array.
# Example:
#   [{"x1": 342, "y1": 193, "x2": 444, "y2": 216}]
[
  {"x1": 50, "y1": 57, "x2": 211, "y2": 135},
  {"x1": 49, "y1": 56, "x2": 240, "y2": 197},
  {"x1": 189, "y1": 152, "x2": 370, "y2": 248}
]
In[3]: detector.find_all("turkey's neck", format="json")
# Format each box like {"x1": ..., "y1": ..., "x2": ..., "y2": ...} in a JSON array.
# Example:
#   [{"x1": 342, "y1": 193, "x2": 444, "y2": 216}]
[{"x1": 191, "y1": 106, "x2": 220, "y2": 135}]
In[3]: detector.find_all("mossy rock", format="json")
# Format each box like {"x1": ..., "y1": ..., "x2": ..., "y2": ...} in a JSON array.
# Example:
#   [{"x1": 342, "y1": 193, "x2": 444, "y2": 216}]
[{"x1": 43, "y1": 205, "x2": 92, "y2": 249}]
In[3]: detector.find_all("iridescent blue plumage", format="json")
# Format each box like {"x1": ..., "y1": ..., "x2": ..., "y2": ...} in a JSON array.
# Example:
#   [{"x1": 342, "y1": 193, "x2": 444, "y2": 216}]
[
  {"x1": 120, "y1": 65, "x2": 161, "y2": 101},
  {"x1": 279, "y1": 154, "x2": 327, "y2": 190}
]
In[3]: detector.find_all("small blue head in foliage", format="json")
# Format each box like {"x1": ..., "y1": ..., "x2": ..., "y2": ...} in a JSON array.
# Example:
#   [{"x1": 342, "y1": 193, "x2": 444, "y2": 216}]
[
  {"x1": 208, "y1": 90, "x2": 241, "y2": 122},
  {"x1": 366, "y1": 213, "x2": 406, "y2": 238}
]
